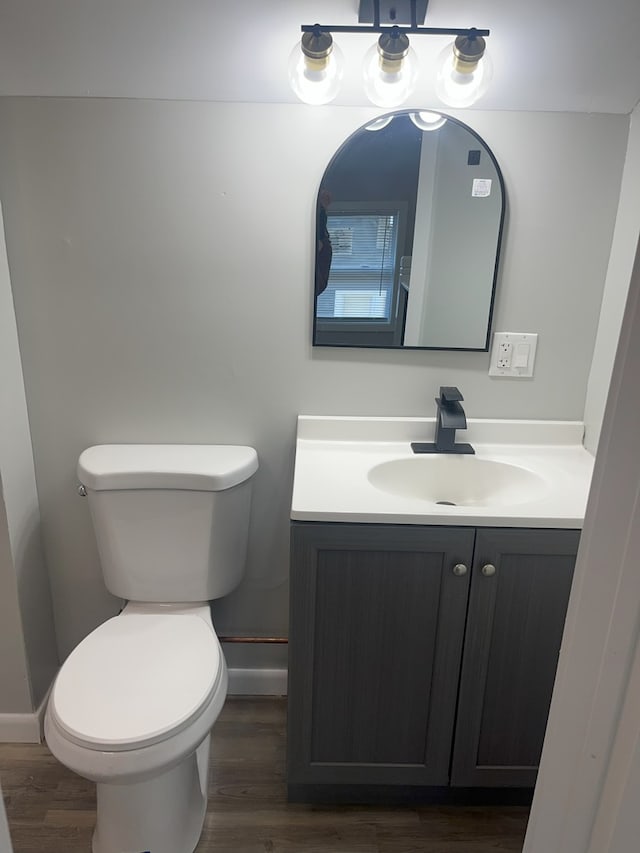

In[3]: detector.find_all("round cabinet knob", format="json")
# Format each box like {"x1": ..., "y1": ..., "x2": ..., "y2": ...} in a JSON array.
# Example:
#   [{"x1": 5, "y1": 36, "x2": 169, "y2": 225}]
[
  {"x1": 452, "y1": 563, "x2": 468, "y2": 576},
  {"x1": 77, "y1": 484, "x2": 87, "y2": 497},
  {"x1": 481, "y1": 563, "x2": 497, "y2": 577}
]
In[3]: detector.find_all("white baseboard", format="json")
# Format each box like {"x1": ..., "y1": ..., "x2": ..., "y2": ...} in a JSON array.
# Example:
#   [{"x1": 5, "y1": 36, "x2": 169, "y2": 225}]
[
  {"x1": 228, "y1": 667, "x2": 288, "y2": 696},
  {"x1": 0, "y1": 688, "x2": 50, "y2": 743}
]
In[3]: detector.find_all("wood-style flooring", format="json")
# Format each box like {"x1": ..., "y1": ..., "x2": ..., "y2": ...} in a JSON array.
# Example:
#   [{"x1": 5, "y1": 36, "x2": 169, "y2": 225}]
[{"x1": 0, "y1": 697, "x2": 529, "y2": 852}]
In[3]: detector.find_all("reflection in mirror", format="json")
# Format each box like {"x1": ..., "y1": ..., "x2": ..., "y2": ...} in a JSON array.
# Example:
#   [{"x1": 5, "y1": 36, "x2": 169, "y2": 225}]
[{"x1": 313, "y1": 111, "x2": 505, "y2": 350}]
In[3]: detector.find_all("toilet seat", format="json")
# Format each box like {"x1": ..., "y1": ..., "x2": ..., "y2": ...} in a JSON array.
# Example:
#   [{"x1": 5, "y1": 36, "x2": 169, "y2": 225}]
[{"x1": 49, "y1": 613, "x2": 222, "y2": 752}]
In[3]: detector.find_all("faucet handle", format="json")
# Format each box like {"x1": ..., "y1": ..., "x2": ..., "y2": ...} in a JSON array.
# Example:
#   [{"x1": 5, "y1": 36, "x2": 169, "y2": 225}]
[{"x1": 439, "y1": 386, "x2": 464, "y2": 403}]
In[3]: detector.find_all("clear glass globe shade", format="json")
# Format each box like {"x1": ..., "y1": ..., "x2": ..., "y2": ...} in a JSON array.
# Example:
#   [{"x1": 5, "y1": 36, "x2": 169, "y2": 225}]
[
  {"x1": 288, "y1": 40, "x2": 344, "y2": 105},
  {"x1": 435, "y1": 42, "x2": 493, "y2": 108},
  {"x1": 362, "y1": 43, "x2": 419, "y2": 108}
]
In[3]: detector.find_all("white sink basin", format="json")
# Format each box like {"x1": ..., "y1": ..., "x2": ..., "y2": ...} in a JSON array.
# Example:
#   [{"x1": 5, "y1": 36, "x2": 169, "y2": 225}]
[
  {"x1": 368, "y1": 456, "x2": 550, "y2": 508},
  {"x1": 291, "y1": 416, "x2": 594, "y2": 527}
]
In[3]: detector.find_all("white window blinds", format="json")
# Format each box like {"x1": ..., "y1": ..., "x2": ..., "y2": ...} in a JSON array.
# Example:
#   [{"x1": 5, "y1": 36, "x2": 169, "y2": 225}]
[{"x1": 316, "y1": 212, "x2": 399, "y2": 321}]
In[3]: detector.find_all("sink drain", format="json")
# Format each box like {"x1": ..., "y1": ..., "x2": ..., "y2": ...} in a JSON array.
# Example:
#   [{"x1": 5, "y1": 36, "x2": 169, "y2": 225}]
[{"x1": 436, "y1": 500, "x2": 457, "y2": 506}]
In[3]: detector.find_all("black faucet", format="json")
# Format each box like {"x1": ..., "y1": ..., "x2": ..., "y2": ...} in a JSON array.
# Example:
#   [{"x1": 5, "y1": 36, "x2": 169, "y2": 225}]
[{"x1": 411, "y1": 387, "x2": 475, "y2": 455}]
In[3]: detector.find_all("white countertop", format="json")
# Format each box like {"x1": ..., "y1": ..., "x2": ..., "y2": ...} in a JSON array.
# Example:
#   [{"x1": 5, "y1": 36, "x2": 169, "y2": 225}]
[{"x1": 291, "y1": 416, "x2": 595, "y2": 529}]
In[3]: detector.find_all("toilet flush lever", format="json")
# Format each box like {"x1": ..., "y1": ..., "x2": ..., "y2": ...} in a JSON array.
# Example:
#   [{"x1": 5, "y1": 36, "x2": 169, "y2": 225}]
[{"x1": 77, "y1": 483, "x2": 87, "y2": 497}]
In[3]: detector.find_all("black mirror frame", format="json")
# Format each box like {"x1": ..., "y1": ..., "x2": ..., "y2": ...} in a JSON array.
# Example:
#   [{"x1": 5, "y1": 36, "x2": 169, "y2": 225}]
[{"x1": 312, "y1": 110, "x2": 507, "y2": 351}]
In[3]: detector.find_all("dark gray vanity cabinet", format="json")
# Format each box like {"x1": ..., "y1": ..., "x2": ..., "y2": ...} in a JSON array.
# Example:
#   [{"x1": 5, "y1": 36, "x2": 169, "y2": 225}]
[{"x1": 287, "y1": 522, "x2": 579, "y2": 800}]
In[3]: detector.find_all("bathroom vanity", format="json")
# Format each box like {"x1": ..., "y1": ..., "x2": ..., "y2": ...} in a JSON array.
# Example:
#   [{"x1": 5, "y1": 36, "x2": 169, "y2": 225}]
[{"x1": 287, "y1": 417, "x2": 593, "y2": 803}]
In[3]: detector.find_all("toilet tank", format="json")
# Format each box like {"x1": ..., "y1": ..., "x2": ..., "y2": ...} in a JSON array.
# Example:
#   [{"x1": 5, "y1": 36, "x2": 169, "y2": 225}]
[{"x1": 77, "y1": 445, "x2": 258, "y2": 602}]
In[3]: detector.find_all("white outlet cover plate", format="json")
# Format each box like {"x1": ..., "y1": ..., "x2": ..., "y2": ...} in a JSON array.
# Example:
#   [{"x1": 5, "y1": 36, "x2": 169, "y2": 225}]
[{"x1": 489, "y1": 332, "x2": 538, "y2": 377}]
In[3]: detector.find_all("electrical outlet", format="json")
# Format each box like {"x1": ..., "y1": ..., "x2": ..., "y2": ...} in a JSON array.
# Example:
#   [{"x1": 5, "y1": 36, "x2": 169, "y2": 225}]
[
  {"x1": 497, "y1": 342, "x2": 512, "y2": 369},
  {"x1": 489, "y1": 332, "x2": 538, "y2": 377}
]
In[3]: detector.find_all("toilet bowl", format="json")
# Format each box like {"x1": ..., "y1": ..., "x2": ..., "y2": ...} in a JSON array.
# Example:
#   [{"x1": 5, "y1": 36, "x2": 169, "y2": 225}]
[
  {"x1": 45, "y1": 604, "x2": 227, "y2": 853},
  {"x1": 45, "y1": 444, "x2": 258, "y2": 853}
]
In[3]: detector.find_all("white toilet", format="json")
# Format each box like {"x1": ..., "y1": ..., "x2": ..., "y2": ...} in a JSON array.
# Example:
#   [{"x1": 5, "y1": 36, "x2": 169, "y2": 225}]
[{"x1": 45, "y1": 444, "x2": 258, "y2": 853}]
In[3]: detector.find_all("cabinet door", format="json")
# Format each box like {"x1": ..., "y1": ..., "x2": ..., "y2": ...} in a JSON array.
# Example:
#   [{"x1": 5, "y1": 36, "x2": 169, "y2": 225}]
[
  {"x1": 451, "y1": 528, "x2": 579, "y2": 787},
  {"x1": 288, "y1": 522, "x2": 474, "y2": 788}
]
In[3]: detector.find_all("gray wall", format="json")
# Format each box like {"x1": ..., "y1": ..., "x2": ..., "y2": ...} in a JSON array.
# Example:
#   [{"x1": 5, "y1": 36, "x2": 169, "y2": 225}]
[
  {"x1": 0, "y1": 201, "x2": 32, "y2": 715},
  {"x1": 0, "y1": 784, "x2": 13, "y2": 853},
  {"x1": 0, "y1": 202, "x2": 58, "y2": 712},
  {"x1": 0, "y1": 97, "x2": 628, "y2": 661},
  {"x1": 0, "y1": 486, "x2": 31, "y2": 713},
  {"x1": 584, "y1": 104, "x2": 640, "y2": 453}
]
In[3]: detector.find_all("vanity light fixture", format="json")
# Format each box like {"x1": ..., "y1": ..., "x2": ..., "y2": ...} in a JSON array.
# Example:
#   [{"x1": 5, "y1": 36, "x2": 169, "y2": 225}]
[
  {"x1": 362, "y1": 30, "x2": 419, "y2": 108},
  {"x1": 435, "y1": 31, "x2": 493, "y2": 108},
  {"x1": 287, "y1": 28, "x2": 345, "y2": 106},
  {"x1": 289, "y1": 0, "x2": 490, "y2": 108}
]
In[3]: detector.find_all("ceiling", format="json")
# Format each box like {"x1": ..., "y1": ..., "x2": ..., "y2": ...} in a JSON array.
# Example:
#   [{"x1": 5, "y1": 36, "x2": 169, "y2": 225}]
[{"x1": 0, "y1": 0, "x2": 639, "y2": 114}]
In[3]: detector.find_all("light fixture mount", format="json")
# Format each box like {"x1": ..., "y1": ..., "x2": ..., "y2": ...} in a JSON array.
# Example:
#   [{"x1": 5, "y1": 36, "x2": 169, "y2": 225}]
[
  {"x1": 301, "y1": 0, "x2": 488, "y2": 40},
  {"x1": 358, "y1": 0, "x2": 428, "y2": 26}
]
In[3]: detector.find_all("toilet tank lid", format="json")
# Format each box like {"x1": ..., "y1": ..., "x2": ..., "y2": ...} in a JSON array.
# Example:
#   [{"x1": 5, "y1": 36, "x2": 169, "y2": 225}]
[{"x1": 78, "y1": 444, "x2": 258, "y2": 491}]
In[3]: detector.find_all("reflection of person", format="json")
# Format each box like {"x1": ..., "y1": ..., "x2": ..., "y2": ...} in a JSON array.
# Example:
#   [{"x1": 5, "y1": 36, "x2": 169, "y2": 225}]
[{"x1": 315, "y1": 189, "x2": 333, "y2": 296}]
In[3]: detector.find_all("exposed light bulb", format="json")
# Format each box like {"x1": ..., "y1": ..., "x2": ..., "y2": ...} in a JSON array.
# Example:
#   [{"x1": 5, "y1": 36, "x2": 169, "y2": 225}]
[
  {"x1": 435, "y1": 33, "x2": 493, "y2": 108},
  {"x1": 410, "y1": 111, "x2": 447, "y2": 131},
  {"x1": 362, "y1": 31, "x2": 419, "y2": 108},
  {"x1": 288, "y1": 30, "x2": 344, "y2": 106}
]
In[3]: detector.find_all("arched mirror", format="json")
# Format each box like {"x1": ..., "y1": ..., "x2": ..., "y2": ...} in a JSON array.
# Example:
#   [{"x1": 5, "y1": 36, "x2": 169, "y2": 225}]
[{"x1": 313, "y1": 111, "x2": 505, "y2": 350}]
